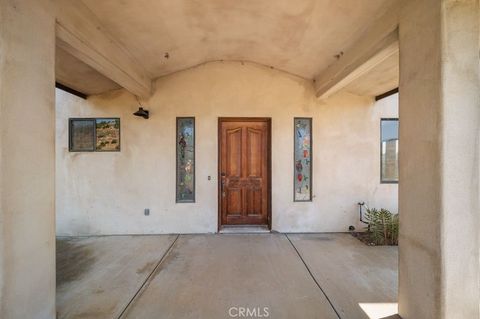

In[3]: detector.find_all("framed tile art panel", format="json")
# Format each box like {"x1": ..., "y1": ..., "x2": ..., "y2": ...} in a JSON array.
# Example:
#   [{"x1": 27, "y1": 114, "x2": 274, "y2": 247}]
[
  {"x1": 294, "y1": 117, "x2": 312, "y2": 202},
  {"x1": 176, "y1": 117, "x2": 195, "y2": 203}
]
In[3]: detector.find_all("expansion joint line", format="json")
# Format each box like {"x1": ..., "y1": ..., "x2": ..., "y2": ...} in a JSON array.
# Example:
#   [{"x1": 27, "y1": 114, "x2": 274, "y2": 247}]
[
  {"x1": 285, "y1": 234, "x2": 342, "y2": 319},
  {"x1": 117, "y1": 234, "x2": 180, "y2": 319}
]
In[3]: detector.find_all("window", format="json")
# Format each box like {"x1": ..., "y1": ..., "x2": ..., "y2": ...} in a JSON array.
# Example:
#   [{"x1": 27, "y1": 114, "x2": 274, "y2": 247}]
[
  {"x1": 69, "y1": 119, "x2": 95, "y2": 151},
  {"x1": 294, "y1": 118, "x2": 312, "y2": 201},
  {"x1": 381, "y1": 119, "x2": 398, "y2": 183},
  {"x1": 176, "y1": 117, "x2": 195, "y2": 203},
  {"x1": 69, "y1": 118, "x2": 120, "y2": 152}
]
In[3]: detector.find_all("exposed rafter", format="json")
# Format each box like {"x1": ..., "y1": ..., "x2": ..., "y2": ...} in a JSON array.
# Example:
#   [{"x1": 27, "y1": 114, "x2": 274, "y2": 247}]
[
  {"x1": 55, "y1": 82, "x2": 87, "y2": 99},
  {"x1": 55, "y1": 0, "x2": 152, "y2": 98},
  {"x1": 314, "y1": 3, "x2": 400, "y2": 99}
]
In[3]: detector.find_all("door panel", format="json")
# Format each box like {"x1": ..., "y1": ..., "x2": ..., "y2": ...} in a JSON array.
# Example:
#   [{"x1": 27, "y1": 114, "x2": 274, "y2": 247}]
[
  {"x1": 219, "y1": 119, "x2": 270, "y2": 227},
  {"x1": 226, "y1": 128, "x2": 242, "y2": 177},
  {"x1": 246, "y1": 188, "x2": 262, "y2": 216},
  {"x1": 226, "y1": 187, "x2": 243, "y2": 216},
  {"x1": 246, "y1": 127, "x2": 263, "y2": 177}
]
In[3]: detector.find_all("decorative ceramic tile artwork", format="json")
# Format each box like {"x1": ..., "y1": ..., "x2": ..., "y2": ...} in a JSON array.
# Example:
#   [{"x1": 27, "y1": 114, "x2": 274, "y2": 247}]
[
  {"x1": 294, "y1": 118, "x2": 312, "y2": 201},
  {"x1": 176, "y1": 117, "x2": 195, "y2": 202}
]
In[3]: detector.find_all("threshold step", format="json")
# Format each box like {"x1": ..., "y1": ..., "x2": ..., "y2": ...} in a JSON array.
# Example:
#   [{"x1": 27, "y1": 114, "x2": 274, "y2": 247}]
[{"x1": 219, "y1": 225, "x2": 270, "y2": 234}]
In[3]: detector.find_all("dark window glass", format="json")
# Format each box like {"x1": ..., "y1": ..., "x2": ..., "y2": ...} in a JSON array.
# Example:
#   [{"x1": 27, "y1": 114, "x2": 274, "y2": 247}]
[
  {"x1": 381, "y1": 119, "x2": 399, "y2": 183},
  {"x1": 69, "y1": 119, "x2": 95, "y2": 151}
]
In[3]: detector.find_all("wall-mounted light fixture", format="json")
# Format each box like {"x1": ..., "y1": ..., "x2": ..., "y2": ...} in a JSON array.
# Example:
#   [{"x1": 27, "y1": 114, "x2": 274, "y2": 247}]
[
  {"x1": 133, "y1": 107, "x2": 149, "y2": 119},
  {"x1": 133, "y1": 96, "x2": 149, "y2": 119}
]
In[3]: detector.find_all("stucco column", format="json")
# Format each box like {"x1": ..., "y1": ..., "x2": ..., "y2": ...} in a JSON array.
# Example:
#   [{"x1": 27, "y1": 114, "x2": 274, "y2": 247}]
[
  {"x1": 0, "y1": 0, "x2": 56, "y2": 318},
  {"x1": 398, "y1": 0, "x2": 479, "y2": 318}
]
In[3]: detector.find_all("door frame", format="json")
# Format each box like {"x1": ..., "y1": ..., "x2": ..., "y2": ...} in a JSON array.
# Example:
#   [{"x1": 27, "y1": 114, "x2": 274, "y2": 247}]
[{"x1": 217, "y1": 117, "x2": 272, "y2": 231}]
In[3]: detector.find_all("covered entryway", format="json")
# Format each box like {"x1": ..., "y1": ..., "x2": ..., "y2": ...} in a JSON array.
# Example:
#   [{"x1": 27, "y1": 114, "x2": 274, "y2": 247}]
[
  {"x1": 218, "y1": 118, "x2": 271, "y2": 229},
  {"x1": 0, "y1": 1, "x2": 479, "y2": 319}
]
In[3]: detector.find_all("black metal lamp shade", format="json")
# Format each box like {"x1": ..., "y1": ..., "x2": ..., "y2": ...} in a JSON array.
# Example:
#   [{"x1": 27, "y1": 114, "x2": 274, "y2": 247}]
[{"x1": 133, "y1": 107, "x2": 149, "y2": 119}]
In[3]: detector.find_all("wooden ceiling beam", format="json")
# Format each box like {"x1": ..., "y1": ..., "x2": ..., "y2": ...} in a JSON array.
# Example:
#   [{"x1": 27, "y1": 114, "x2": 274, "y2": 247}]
[
  {"x1": 55, "y1": 0, "x2": 152, "y2": 98},
  {"x1": 314, "y1": 3, "x2": 400, "y2": 99}
]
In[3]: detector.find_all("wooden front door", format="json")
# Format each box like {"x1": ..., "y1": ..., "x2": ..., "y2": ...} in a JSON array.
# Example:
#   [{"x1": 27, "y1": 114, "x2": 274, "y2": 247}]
[{"x1": 219, "y1": 118, "x2": 271, "y2": 228}]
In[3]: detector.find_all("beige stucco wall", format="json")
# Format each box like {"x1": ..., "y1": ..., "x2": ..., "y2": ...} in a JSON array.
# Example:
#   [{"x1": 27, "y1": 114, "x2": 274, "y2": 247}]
[
  {"x1": 398, "y1": 0, "x2": 480, "y2": 318},
  {"x1": 56, "y1": 61, "x2": 397, "y2": 235},
  {"x1": 0, "y1": 0, "x2": 56, "y2": 318}
]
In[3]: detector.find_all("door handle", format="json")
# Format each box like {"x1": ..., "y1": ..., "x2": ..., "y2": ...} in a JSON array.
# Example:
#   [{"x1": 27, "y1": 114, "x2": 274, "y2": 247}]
[{"x1": 221, "y1": 173, "x2": 226, "y2": 197}]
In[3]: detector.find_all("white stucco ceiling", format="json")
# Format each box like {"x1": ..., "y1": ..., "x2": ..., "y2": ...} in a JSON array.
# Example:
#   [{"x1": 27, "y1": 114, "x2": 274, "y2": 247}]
[
  {"x1": 79, "y1": 0, "x2": 393, "y2": 80},
  {"x1": 55, "y1": 0, "x2": 399, "y2": 97}
]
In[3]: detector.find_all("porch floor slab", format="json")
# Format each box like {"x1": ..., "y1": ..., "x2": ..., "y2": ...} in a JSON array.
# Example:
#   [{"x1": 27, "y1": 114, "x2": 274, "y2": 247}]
[
  {"x1": 56, "y1": 233, "x2": 399, "y2": 319},
  {"x1": 56, "y1": 235, "x2": 177, "y2": 319},
  {"x1": 287, "y1": 233, "x2": 398, "y2": 319}
]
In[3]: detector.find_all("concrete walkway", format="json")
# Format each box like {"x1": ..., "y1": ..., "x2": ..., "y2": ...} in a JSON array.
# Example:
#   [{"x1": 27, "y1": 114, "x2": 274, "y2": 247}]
[{"x1": 56, "y1": 234, "x2": 398, "y2": 319}]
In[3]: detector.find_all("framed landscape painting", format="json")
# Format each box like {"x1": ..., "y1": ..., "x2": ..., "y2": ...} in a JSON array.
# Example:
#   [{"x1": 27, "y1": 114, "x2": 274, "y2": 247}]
[{"x1": 95, "y1": 118, "x2": 120, "y2": 151}]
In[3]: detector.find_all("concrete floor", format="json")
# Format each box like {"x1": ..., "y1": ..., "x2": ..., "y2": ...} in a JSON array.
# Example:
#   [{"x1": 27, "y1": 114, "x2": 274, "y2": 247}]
[{"x1": 56, "y1": 233, "x2": 398, "y2": 319}]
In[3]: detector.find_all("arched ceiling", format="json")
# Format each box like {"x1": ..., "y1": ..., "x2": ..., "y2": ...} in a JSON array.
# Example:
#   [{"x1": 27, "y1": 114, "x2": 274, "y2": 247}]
[{"x1": 79, "y1": 0, "x2": 393, "y2": 80}]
